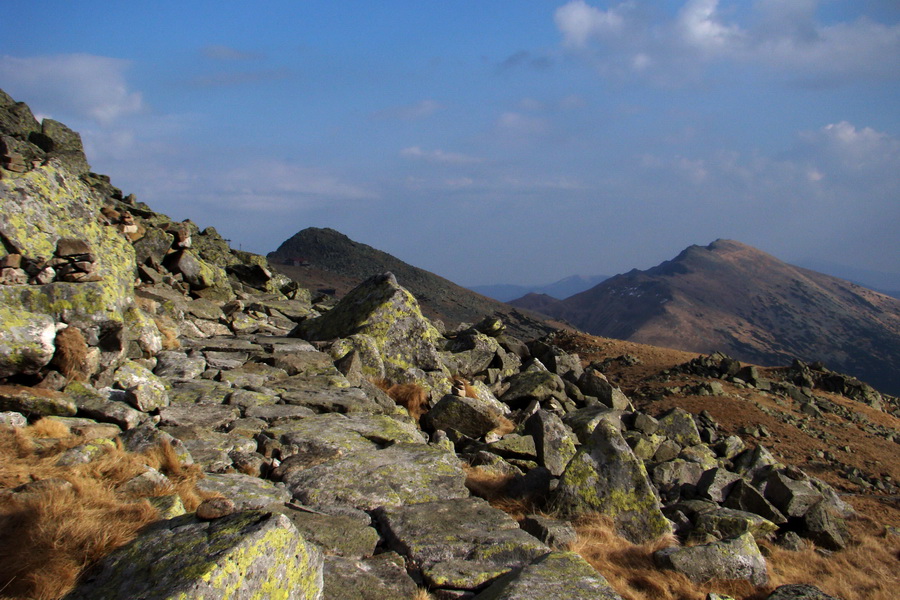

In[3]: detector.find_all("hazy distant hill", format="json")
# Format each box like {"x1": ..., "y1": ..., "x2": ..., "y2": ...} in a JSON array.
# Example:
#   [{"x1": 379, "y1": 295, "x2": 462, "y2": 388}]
[
  {"x1": 470, "y1": 274, "x2": 609, "y2": 302},
  {"x1": 521, "y1": 239, "x2": 900, "y2": 396},
  {"x1": 267, "y1": 228, "x2": 560, "y2": 340}
]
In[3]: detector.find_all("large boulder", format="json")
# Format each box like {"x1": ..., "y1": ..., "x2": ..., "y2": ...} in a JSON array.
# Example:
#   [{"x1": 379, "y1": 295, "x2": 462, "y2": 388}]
[
  {"x1": 295, "y1": 272, "x2": 445, "y2": 381},
  {"x1": 0, "y1": 161, "x2": 136, "y2": 331},
  {"x1": 64, "y1": 511, "x2": 323, "y2": 600},
  {"x1": 0, "y1": 306, "x2": 57, "y2": 377},
  {"x1": 551, "y1": 420, "x2": 672, "y2": 544},
  {"x1": 473, "y1": 551, "x2": 623, "y2": 600},
  {"x1": 654, "y1": 532, "x2": 768, "y2": 586}
]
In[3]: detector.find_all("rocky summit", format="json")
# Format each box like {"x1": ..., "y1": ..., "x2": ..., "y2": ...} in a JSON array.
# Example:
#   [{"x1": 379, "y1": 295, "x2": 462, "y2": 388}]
[{"x1": 1, "y1": 89, "x2": 897, "y2": 600}]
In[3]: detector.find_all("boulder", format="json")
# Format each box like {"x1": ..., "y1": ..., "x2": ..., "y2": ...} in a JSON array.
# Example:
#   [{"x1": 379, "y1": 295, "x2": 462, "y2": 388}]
[
  {"x1": 279, "y1": 505, "x2": 379, "y2": 559},
  {"x1": 196, "y1": 473, "x2": 291, "y2": 510},
  {"x1": 520, "y1": 515, "x2": 578, "y2": 550},
  {"x1": 656, "y1": 408, "x2": 702, "y2": 447},
  {"x1": 0, "y1": 384, "x2": 76, "y2": 417},
  {"x1": 576, "y1": 368, "x2": 631, "y2": 410},
  {"x1": 285, "y1": 443, "x2": 469, "y2": 510},
  {"x1": 501, "y1": 369, "x2": 567, "y2": 408},
  {"x1": 425, "y1": 394, "x2": 510, "y2": 439},
  {"x1": 375, "y1": 497, "x2": 550, "y2": 592},
  {"x1": 296, "y1": 273, "x2": 445, "y2": 381},
  {"x1": 654, "y1": 532, "x2": 768, "y2": 586},
  {"x1": 0, "y1": 306, "x2": 57, "y2": 377},
  {"x1": 113, "y1": 360, "x2": 170, "y2": 412},
  {"x1": 64, "y1": 511, "x2": 323, "y2": 600},
  {"x1": 525, "y1": 410, "x2": 577, "y2": 476},
  {"x1": 322, "y1": 553, "x2": 417, "y2": 600},
  {"x1": 472, "y1": 551, "x2": 623, "y2": 600},
  {"x1": 551, "y1": 420, "x2": 672, "y2": 544}
]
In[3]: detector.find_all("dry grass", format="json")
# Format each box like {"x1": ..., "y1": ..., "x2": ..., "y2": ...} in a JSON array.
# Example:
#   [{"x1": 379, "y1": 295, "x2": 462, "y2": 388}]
[
  {"x1": 462, "y1": 464, "x2": 537, "y2": 520},
  {"x1": 0, "y1": 423, "x2": 203, "y2": 599},
  {"x1": 570, "y1": 513, "x2": 900, "y2": 600},
  {"x1": 411, "y1": 588, "x2": 435, "y2": 600},
  {"x1": 755, "y1": 516, "x2": 900, "y2": 600},
  {"x1": 153, "y1": 316, "x2": 181, "y2": 350},
  {"x1": 51, "y1": 326, "x2": 90, "y2": 382},
  {"x1": 373, "y1": 379, "x2": 429, "y2": 422}
]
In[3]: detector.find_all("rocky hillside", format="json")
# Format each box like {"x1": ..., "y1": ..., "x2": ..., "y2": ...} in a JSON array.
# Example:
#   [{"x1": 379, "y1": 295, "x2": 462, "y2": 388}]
[
  {"x1": 512, "y1": 239, "x2": 900, "y2": 397},
  {"x1": 2, "y1": 90, "x2": 898, "y2": 600},
  {"x1": 268, "y1": 227, "x2": 560, "y2": 341},
  {"x1": 470, "y1": 274, "x2": 610, "y2": 303}
]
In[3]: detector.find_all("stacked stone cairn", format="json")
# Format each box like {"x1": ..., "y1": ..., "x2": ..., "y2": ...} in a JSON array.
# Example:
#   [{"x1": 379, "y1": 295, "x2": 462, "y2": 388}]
[{"x1": 0, "y1": 89, "x2": 845, "y2": 599}]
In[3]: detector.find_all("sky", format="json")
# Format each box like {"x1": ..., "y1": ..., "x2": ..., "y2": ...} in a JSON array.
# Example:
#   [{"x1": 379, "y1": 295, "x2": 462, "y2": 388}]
[{"x1": 1, "y1": 1, "x2": 899, "y2": 287}]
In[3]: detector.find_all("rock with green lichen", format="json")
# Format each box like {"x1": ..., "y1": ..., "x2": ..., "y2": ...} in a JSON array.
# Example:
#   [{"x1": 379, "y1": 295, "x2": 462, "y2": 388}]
[
  {"x1": 657, "y1": 407, "x2": 702, "y2": 447},
  {"x1": 551, "y1": 420, "x2": 672, "y2": 544},
  {"x1": 500, "y1": 368, "x2": 567, "y2": 408},
  {"x1": 114, "y1": 360, "x2": 170, "y2": 412},
  {"x1": 196, "y1": 473, "x2": 292, "y2": 510},
  {"x1": 472, "y1": 551, "x2": 624, "y2": 600},
  {"x1": 424, "y1": 394, "x2": 511, "y2": 439},
  {"x1": 63, "y1": 511, "x2": 324, "y2": 600},
  {"x1": 0, "y1": 384, "x2": 77, "y2": 417},
  {"x1": 0, "y1": 161, "x2": 136, "y2": 330},
  {"x1": 295, "y1": 272, "x2": 445, "y2": 382},
  {"x1": 279, "y1": 507, "x2": 380, "y2": 559},
  {"x1": 322, "y1": 553, "x2": 417, "y2": 600},
  {"x1": 268, "y1": 413, "x2": 425, "y2": 457},
  {"x1": 286, "y1": 442, "x2": 469, "y2": 510},
  {"x1": 654, "y1": 532, "x2": 768, "y2": 586},
  {"x1": 375, "y1": 497, "x2": 550, "y2": 592},
  {"x1": 0, "y1": 305, "x2": 57, "y2": 377}
]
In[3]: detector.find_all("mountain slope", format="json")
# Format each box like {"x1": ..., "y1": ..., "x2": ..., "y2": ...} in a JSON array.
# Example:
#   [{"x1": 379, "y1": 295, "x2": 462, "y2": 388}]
[
  {"x1": 530, "y1": 239, "x2": 900, "y2": 395},
  {"x1": 268, "y1": 227, "x2": 560, "y2": 340}
]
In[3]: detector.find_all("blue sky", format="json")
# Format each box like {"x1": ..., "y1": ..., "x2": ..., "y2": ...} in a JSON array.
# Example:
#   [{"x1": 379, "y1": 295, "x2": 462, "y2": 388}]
[{"x1": 2, "y1": 1, "x2": 899, "y2": 286}]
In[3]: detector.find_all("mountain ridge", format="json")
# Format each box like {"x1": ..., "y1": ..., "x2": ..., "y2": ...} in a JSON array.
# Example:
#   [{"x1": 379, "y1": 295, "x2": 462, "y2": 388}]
[{"x1": 512, "y1": 239, "x2": 900, "y2": 396}]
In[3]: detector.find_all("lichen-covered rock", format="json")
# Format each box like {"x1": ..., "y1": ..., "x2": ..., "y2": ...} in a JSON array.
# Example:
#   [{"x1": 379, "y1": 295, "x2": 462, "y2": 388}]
[
  {"x1": 562, "y1": 406, "x2": 623, "y2": 444},
  {"x1": 285, "y1": 442, "x2": 469, "y2": 510},
  {"x1": 520, "y1": 515, "x2": 578, "y2": 550},
  {"x1": 196, "y1": 473, "x2": 291, "y2": 510},
  {"x1": 525, "y1": 410, "x2": 577, "y2": 477},
  {"x1": 576, "y1": 368, "x2": 631, "y2": 410},
  {"x1": 375, "y1": 497, "x2": 550, "y2": 591},
  {"x1": 0, "y1": 161, "x2": 136, "y2": 329},
  {"x1": 0, "y1": 384, "x2": 76, "y2": 417},
  {"x1": 268, "y1": 413, "x2": 425, "y2": 456},
  {"x1": 654, "y1": 532, "x2": 768, "y2": 586},
  {"x1": 472, "y1": 551, "x2": 623, "y2": 600},
  {"x1": 279, "y1": 506, "x2": 380, "y2": 559},
  {"x1": 0, "y1": 306, "x2": 57, "y2": 377},
  {"x1": 551, "y1": 420, "x2": 672, "y2": 544},
  {"x1": 296, "y1": 272, "x2": 445, "y2": 381},
  {"x1": 657, "y1": 408, "x2": 702, "y2": 447},
  {"x1": 500, "y1": 369, "x2": 567, "y2": 407},
  {"x1": 322, "y1": 553, "x2": 417, "y2": 600},
  {"x1": 114, "y1": 360, "x2": 170, "y2": 412},
  {"x1": 64, "y1": 511, "x2": 323, "y2": 600},
  {"x1": 691, "y1": 507, "x2": 779, "y2": 542},
  {"x1": 424, "y1": 394, "x2": 510, "y2": 438}
]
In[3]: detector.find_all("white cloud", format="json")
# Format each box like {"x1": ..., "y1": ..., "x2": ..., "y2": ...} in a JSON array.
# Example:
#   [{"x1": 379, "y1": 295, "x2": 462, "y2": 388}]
[
  {"x1": 372, "y1": 99, "x2": 443, "y2": 120},
  {"x1": 555, "y1": 0, "x2": 627, "y2": 48},
  {"x1": 554, "y1": 1, "x2": 900, "y2": 83},
  {"x1": 0, "y1": 54, "x2": 143, "y2": 125},
  {"x1": 400, "y1": 146, "x2": 481, "y2": 164},
  {"x1": 497, "y1": 111, "x2": 548, "y2": 136}
]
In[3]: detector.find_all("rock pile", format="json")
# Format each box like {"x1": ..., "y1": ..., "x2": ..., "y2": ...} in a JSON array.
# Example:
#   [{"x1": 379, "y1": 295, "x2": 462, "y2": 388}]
[{"x1": 0, "y1": 90, "x2": 852, "y2": 599}]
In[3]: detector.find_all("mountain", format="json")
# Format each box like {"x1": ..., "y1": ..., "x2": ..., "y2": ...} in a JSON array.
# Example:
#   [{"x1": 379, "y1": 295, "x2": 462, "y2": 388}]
[
  {"x1": 267, "y1": 227, "x2": 560, "y2": 340},
  {"x1": 797, "y1": 259, "x2": 900, "y2": 300},
  {"x1": 522, "y1": 239, "x2": 900, "y2": 396},
  {"x1": 470, "y1": 274, "x2": 609, "y2": 302}
]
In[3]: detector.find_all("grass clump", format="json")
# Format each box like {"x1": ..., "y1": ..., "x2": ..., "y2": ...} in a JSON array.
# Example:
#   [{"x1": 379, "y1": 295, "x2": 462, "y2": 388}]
[
  {"x1": 0, "y1": 420, "x2": 203, "y2": 599},
  {"x1": 373, "y1": 379, "x2": 429, "y2": 422}
]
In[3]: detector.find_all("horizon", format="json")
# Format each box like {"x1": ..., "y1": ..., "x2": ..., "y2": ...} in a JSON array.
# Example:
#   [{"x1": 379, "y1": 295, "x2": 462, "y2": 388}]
[{"x1": 2, "y1": 1, "x2": 899, "y2": 287}]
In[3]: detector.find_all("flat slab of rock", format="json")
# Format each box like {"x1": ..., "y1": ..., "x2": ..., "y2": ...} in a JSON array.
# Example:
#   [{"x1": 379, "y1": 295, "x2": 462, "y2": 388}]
[
  {"x1": 286, "y1": 443, "x2": 468, "y2": 510},
  {"x1": 0, "y1": 384, "x2": 76, "y2": 417},
  {"x1": 267, "y1": 413, "x2": 425, "y2": 455},
  {"x1": 279, "y1": 505, "x2": 379, "y2": 559},
  {"x1": 473, "y1": 551, "x2": 623, "y2": 600},
  {"x1": 376, "y1": 497, "x2": 550, "y2": 591},
  {"x1": 64, "y1": 511, "x2": 323, "y2": 600},
  {"x1": 323, "y1": 553, "x2": 417, "y2": 600},
  {"x1": 158, "y1": 404, "x2": 240, "y2": 429},
  {"x1": 196, "y1": 473, "x2": 291, "y2": 510}
]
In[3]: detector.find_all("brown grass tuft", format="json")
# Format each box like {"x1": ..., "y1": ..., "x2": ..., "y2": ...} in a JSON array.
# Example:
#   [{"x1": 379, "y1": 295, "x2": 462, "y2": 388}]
[
  {"x1": 373, "y1": 379, "x2": 429, "y2": 423},
  {"x1": 411, "y1": 588, "x2": 435, "y2": 600},
  {"x1": 152, "y1": 316, "x2": 181, "y2": 350},
  {"x1": 0, "y1": 425, "x2": 205, "y2": 598},
  {"x1": 27, "y1": 417, "x2": 71, "y2": 439},
  {"x1": 51, "y1": 326, "x2": 90, "y2": 382}
]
